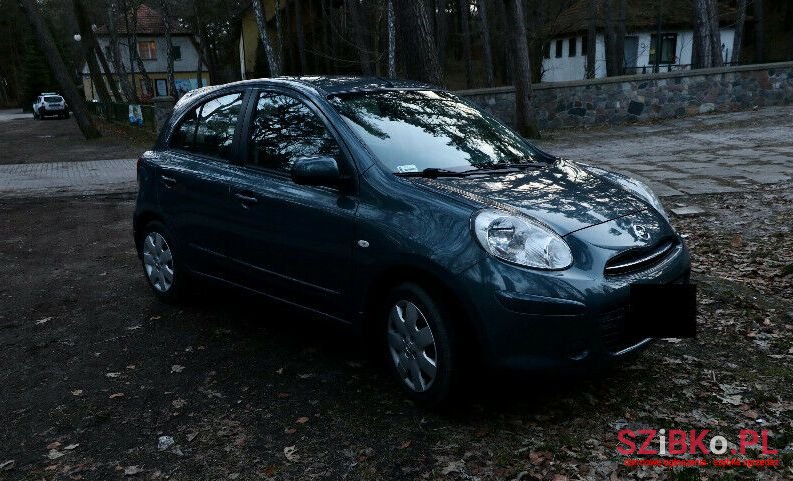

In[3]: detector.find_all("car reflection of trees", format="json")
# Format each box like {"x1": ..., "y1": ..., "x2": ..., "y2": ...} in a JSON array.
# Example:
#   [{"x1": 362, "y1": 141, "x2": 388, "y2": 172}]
[
  {"x1": 193, "y1": 93, "x2": 242, "y2": 156},
  {"x1": 250, "y1": 94, "x2": 339, "y2": 170},
  {"x1": 331, "y1": 90, "x2": 536, "y2": 168}
]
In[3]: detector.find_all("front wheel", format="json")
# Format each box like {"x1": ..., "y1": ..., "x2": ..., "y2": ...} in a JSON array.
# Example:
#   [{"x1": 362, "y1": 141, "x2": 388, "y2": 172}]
[
  {"x1": 139, "y1": 222, "x2": 188, "y2": 302},
  {"x1": 382, "y1": 283, "x2": 462, "y2": 406}
]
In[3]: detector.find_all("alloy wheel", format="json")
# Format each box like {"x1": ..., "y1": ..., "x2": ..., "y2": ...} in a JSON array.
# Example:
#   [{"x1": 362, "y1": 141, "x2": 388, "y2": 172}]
[
  {"x1": 387, "y1": 300, "x2": 438, "y2": 392},
  {"x1": 142, "y1": 232, "x2": 174, "y2": 293}
]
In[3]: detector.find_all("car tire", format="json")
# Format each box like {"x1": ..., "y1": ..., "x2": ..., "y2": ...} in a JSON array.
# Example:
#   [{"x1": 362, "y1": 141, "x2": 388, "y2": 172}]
[
  {"x1": 139, "y1": 221, "x2": 189, "y2": 303},
  {"x1": 382, "y1": 283, "x2": 462, "y2": 406}
]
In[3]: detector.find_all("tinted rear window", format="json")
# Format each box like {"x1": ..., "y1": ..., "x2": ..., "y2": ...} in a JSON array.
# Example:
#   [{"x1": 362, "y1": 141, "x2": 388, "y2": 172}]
[{"x1": 44, "y1": 96, "x2": 63, "y2": 103}]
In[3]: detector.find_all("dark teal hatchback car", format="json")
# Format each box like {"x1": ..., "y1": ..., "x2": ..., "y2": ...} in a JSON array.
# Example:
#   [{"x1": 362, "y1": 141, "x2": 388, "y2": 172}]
[{"x1": 134, "y1": 77, "x2": 692, "y2": 404}]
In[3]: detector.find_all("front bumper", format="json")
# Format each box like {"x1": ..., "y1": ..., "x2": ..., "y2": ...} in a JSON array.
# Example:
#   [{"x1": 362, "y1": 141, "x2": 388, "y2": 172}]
[{"x1": 458, "y1": 234, "x2": 691, "y2": 372}]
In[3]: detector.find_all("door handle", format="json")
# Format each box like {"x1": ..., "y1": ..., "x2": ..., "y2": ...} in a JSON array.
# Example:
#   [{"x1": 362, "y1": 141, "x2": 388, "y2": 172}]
[
  {"x1": 234, "y1": 192, "x2": 258, "y2": 205},
  {"x1": 161, "y1": 175, "x2": 176, "y2": 187}
]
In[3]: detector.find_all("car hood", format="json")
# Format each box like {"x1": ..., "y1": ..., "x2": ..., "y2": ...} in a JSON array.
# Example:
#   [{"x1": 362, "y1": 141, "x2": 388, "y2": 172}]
[{"x1": 408, "y1": 160, "x2": 648, "y2": 236}]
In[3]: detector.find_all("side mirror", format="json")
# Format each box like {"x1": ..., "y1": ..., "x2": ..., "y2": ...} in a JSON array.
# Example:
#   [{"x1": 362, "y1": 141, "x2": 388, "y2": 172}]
[{"x1": 291, "y1": 156, "x2": 344, "y2": 187}]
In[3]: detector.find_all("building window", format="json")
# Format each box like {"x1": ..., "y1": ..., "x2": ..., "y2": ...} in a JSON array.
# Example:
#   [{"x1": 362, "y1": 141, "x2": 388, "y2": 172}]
[
  {"x1": 555, "y1": 39, "x2": 563, "y2": 58},
  {"x1": 568, "y1": 37, "x2": 576, "y2": 57},
  {"x1": 155, "y1": 79, "x2": 168, "y2": 96},
  {"x1": 581, "y1": 36, "x2": 588, "y2": 56},
  {"x1": 649, "y1": 33, "x2": 677, "y2": 64},
  {"x1": 172, "y1": 46, "x2": 182, "y2": 61},
  {"x1": 543, "y1": 42, "x2": 551, "y2": 59},
  {"x1": 138, "y1": 41, "x2": 157, "y2": 60}
]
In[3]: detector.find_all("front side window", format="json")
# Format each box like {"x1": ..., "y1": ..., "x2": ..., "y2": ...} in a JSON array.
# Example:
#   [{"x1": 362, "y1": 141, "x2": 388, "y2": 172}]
[
  {"x1": 248, "y1": 92, "x2": 341, "y2": 172},
  {"x1": 138, "y1": 40, "x2": 157, "y2": 60},
  {"x1": 329, "y1": 90, "x2": 542, "y2": 173},
  {"x1": 171, "y1": 92, "x2": 243, "y2": 160}
]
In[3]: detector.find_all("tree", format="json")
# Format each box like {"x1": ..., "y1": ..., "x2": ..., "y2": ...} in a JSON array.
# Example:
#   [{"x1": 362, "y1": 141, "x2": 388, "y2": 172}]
[
  {"x1": 159, "y1": 0, "x2": 177, "y2": 96},
  {"x1": 731, "y1": 0, "x2": 747, "y2": 63},
  {"x1": 18, "y1": 0, "x2": 100, "y2": 139},
  {"x1": 585, "y1": 0, "x2": 596, "y2": 78},
  {"x1": 458, "y1": 0, "x2": 472, "y2": 87},
  {"x1": 106, "y1": 2, "x2": 135, "y2": 101},
  {"x1": 503, "y1": 0, "x2": 537, "y2": 138},
  {"x1": 477, "y1": 0, "x2": 494, "y2": 87},
  {"x1": 386, "y1": 0, "x2": 396, "y2": 77},
  {"x1": 72, "y1": 0, "x2": 112, "y2": 104},
  {"x1": 252, "y1": 0, "x2": 280, "y2": 76},
  {"x1": 693, "y1": 0, "x2": 723, "y2": 68},
  {"x1": 754, "y1": 0, "x2": 765, "y2": 62},
  {"x1": 348, "y1": 0, "x2": 373, "y2": 75},
  {"x1": 397, "y1": 0, "x2": 442, "y2": 85}
]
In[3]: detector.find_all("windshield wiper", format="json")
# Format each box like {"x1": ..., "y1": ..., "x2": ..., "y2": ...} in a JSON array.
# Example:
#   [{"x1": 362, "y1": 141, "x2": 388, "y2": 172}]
[
  {"x1": 462, "y1": 162, "x2": 548, "y2": 174},
  {"x1": 394, "y1": 168, "x2": 473, "y2": 178}
]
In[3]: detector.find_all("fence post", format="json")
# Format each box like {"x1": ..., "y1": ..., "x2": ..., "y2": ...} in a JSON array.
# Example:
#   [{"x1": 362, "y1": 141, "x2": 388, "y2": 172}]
[{"x1": 152, "y1": 96, "x2": 176, "y2": 133}]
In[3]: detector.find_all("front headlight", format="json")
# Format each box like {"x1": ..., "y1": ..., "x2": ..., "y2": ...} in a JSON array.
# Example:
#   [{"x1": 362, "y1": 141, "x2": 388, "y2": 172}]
[{"x1": 472, "y1": 209, "x2": 573, "y2": 270}]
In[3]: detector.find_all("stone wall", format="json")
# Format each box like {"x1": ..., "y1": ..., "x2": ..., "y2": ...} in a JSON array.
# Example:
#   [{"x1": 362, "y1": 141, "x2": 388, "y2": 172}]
[{"x1": 456, "y1": 61, "x2": 793, "y2": 130}]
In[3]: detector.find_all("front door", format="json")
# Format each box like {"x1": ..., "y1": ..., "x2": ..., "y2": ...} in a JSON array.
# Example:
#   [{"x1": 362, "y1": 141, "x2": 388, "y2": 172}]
[{"x1": 224, "y1": 89, "x2": 358, "y2": 320}]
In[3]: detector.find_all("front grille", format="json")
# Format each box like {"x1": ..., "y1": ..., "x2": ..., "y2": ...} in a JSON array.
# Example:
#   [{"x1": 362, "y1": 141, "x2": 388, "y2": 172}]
[
  {"x1": 604, "y1": 237, "x2": 678, "y2": 276},
  {"x1": 598, "y1": 307, "x2": 647, "y2": 354}
]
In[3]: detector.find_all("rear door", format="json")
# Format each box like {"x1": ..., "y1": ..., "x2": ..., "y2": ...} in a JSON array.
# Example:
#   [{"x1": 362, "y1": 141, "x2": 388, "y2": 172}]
[
  {"x1": 223, "y1": 88, "x2": 358, "y2": 319},
  {"x1": 156, "y1": 90, "x2": 247, "y2": 275}
]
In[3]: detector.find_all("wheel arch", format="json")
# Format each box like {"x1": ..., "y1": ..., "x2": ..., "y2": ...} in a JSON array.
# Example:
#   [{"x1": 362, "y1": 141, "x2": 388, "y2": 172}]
[
  {"x1": 359, "y1": 263, "x2": 483, "y2": 361},
  {"x1": 133, "y1": 210, "x2": 165, "y2": 255}
]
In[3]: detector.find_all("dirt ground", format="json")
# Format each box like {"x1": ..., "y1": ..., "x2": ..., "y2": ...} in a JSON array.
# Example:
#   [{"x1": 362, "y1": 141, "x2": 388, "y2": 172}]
[
  {"x1": 0, "y1": 116, "x2": 151, "y2": 165},
  {"x1": 0, "y1": 184, "x2": 791, "y2": 481}
]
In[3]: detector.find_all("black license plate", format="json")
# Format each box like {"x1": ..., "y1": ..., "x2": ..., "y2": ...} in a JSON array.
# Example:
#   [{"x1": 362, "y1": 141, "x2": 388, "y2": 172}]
[{"x1": 626, "y1": 283, "x2": 697, "y2": 338}]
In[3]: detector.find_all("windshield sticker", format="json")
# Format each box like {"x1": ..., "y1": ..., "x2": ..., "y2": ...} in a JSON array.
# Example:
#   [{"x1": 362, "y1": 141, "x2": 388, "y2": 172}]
[{"x1": 396, "y1": 164, "x2": 419, "y2": 173}]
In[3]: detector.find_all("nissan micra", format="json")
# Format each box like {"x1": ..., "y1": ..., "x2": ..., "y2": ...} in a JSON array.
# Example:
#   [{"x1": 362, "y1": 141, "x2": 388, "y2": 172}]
[{"x1": 134, "y1": 77, "x2": 692, "y2": 404}]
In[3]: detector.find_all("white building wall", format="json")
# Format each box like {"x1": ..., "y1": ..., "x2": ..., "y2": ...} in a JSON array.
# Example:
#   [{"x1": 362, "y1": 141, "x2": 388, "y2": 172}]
[
  {"x1": 84, "y1": 35, "x2": 205, "y2": 75},
  {"x1": 541, "y1": 28, "x2": 736, "y2": 82}
]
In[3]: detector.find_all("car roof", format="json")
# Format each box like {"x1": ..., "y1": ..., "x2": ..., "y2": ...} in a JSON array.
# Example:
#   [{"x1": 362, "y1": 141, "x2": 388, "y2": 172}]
[{"x1": 181, "y1": 76, "x2": 436, "y2": 103}]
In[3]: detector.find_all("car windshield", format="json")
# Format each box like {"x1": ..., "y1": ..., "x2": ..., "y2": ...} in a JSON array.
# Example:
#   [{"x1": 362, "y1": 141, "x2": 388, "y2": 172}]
[
  {"x1": 329, "y1": 90, "x2": 546, "y2": 174},
  {"x1": 44, "y1": 96, "x2": 63, "y2": 103}
]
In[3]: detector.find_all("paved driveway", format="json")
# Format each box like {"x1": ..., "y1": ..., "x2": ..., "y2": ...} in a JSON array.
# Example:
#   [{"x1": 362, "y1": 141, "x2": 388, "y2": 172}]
[
  {"x1": 540, "y1": 106, "x2": 793, "y2": 197},
  {"x1": 0, "y1": 106, "x2": 791, "y2": 199}
]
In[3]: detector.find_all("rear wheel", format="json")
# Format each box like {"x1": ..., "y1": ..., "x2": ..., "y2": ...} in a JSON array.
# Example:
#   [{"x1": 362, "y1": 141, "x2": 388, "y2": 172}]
[
  {"x1": 382, "y1": 283, "x2": 462, "y2": 406},
  {"x1": 139, "y1": 222, "x2": 188, "y2": 302}
]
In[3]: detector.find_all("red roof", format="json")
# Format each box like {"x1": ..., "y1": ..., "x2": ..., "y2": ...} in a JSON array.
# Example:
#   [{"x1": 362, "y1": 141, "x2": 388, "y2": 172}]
[{"x1": 95, "y1": 4, "x2": 192, "y2": 35}]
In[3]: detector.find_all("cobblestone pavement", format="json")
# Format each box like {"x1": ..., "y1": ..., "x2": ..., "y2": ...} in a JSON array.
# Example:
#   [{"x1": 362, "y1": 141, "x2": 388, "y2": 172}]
[
  {"x1": 0, "y1": 106, "x2": 791, "y2": 199},
  {"x1": 540, "y1": 106, "x2": 793, "y2": 197},
  {"x1": 0, "y1": 158, "x2": 136, "y2": 197}
]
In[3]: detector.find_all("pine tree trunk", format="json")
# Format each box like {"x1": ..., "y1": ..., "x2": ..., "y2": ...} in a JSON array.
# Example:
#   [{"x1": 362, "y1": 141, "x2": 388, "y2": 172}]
[
  {"x1": 348, "y1": 0, "x2": 372, "y2": 75},
  {"x1": 158, "y1": 0, "x2": 177, "y2": 97},
  {"x1": 707, "y1": 0, "x2": 723, "y2": 66},
  {"x1": 387, "y1": 0, "x2": 396, "y2": 78},
  {"x1": 693, "y1": 0, "x2": 711, "y2": 68},
  {"x1": 731, "y1": 0, "x2": 746, "y2": 63},
  {"x1": 252, "y1": 0, "x2": 281, "y2": 76},
  {"x1": 586, "y1": 0, "x2": 596, "y2": 78},
  {"x1": 458, "y1": 0, "x2": 472, "y2": 88},
  {"x1": 107, "y1": 2, "x2": 136, "y2": 102},
  {"x1": 435, "y1": 0, "x2": 448, "y2": 69},
  {"x1": 753, "y1": 0, "x2": 765, "y2": 63},
  {"x1": 72, "y1": 0, "x2": 112, "y2": 104},
  {"x1": 616, "y1": 0, "x2": 626, "y2": 74},
  {"x1": 397, "y1": 0, "x2": 442, "y2": 85},
  {"x1": 478, "y1": 0, "x2": 494, "y2": 87},
  {"x1": 502, "y1": 0, "x2": 537, "y2": 138},
  {"x1": 18, "y1": 0, "x2": 101, "y2": 139},
  {"x1": 294, "y1": 0, "x2": 308, "y2": 73}
]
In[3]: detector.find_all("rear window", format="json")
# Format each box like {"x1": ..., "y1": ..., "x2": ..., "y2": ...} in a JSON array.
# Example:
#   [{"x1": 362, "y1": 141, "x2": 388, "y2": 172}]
[{"x1": 44, "y1": 96, "x2": 63, "y2": 103}]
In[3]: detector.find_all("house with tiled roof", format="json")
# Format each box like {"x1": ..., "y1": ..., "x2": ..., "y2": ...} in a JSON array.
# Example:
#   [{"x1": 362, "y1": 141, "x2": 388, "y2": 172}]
[
  {"x1": 82, "y1": 4, "x2": 209, "y2": 102},
  {"x1": 541, "y1": 0, "x2": 739, "y2": 82}
]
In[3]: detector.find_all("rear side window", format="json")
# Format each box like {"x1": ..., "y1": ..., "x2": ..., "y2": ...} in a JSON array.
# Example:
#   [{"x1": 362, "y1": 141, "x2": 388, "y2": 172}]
[
  {"x1": 171, "y1": 92, "x2": 243, "y2": 160},
  {"x1": 247, "y1": 92, "x2": 341, "y2": 172}
]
